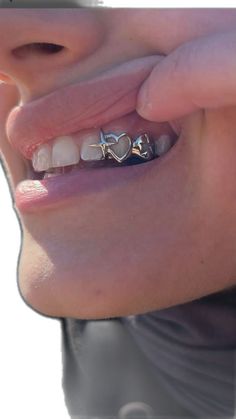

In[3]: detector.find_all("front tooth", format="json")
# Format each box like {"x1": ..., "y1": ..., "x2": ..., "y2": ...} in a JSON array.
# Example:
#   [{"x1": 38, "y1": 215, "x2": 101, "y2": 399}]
[
  {"x1": 80, "y1": 131, "x2": 103, "y2": 161},
  {"x1": 32, "y1": 143, "x2": 52, "y2": 172},
  {"x1": 154, "y1": 134, "x2": 173, "y2": 156},
  {"x1": 52, "y1": 136, "x2": 80, "y2": 168}
]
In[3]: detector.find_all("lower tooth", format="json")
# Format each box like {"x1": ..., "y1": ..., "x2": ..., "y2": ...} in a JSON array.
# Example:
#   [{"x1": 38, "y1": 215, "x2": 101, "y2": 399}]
[
  {"x1": 43, "y1": 164, "x2": 79, "y2": 178},
  {"x1": 43, "y1": 172, "x2": 59, "y2": 179}
]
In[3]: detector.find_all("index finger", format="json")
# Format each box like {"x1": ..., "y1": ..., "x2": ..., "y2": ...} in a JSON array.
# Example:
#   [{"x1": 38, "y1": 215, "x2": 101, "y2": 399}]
[{"x1": 137, "y1": 30, "x2": 236, "y2": 121}]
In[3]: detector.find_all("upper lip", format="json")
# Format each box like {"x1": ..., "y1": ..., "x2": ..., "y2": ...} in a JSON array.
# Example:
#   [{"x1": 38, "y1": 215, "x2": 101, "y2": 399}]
[{"x1": 6, "y1": 55, "x2": 161, "y2": 161}]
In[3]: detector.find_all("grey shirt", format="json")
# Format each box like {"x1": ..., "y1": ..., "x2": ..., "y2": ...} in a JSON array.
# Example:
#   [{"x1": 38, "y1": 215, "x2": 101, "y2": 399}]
[{"x1": 61, "y1": 287, "x2": 236, "y2": 418}]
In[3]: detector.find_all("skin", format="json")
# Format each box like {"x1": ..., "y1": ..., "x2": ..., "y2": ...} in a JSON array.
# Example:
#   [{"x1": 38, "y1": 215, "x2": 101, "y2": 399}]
[{"x1": 0, "y1": 9, "x2": 236, "y2": 319}]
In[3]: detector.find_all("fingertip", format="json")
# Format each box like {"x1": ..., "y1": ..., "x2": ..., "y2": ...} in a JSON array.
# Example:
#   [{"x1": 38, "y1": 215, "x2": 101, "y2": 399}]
[{"x1": 136, "y1": 82, "x2": 154, "y2": 121}]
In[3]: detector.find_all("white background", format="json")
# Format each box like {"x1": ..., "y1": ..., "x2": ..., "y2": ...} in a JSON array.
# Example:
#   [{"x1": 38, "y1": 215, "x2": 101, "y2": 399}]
[{"x1": 0, "y1": 165, "x2": 70, "y2": 419}]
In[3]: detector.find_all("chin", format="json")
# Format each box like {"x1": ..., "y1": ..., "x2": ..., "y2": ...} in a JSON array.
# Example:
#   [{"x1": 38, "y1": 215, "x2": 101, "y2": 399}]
[
  {"x1": 17, "y1": 211, "x2": 236, "y2": 320},
  {"x1": 17, "y1": 227, "x2": 163, "y2": 320}
]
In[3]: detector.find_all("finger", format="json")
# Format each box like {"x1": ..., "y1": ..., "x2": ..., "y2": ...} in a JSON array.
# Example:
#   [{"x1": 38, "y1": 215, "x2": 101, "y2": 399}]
[{"x1": 137, "y1": 31, "x2": 236, "y2": 122}]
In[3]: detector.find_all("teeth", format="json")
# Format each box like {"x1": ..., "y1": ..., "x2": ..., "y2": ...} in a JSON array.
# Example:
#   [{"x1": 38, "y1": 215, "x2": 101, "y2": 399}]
[
  {"x1": 52, "y1": 136, "x2": 80, "y2": 168},
  {"x1": 31, "y1": 130, "x2": 176, "y2": 175},
  {"x1": 80, "y1": 131, "x2": 103, "y2": 161},
  {"x1": 154, "y1": 134, "x2": 173, "y2": 157},
  {"x1": 43, "y1": 171, "x2": 60, "y2": 179},
  {"x1": 32, "y1": 143, "x2": 52, "y2": 172}
]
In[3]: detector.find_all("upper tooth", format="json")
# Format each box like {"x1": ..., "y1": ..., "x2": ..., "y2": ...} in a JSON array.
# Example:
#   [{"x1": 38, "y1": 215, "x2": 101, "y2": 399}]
[
  {"x1": 52, "y1": 136, "x2": 80, "y2": 168},
  {"x1": 154, "y1": 134, "x2": 173, "y2": 156},
  {"x1": 80, "y1": 131, "x2": 103, "y2": 161},
  {"x1": 32, "y1": 143, "x2": 52, "y2": 172},
  {"x1": 31, "y1": 130, "x2": 174, "y2": 173}
]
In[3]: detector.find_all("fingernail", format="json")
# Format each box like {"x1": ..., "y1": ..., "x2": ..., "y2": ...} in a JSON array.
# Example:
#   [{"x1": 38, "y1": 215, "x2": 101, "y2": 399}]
[{"x1": 137, "y1": 85, "x2": 152, "y2": 116}]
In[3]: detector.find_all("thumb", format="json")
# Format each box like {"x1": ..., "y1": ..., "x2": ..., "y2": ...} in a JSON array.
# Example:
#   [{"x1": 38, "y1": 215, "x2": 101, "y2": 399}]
[{"x1": 137, "y1": 31, "x2": 236, "y2": 122}]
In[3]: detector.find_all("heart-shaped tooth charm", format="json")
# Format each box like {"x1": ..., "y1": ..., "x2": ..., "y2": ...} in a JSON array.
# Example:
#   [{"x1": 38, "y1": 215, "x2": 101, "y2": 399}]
[{"x1": 105, "y1": 133, "x2": 132, "y2": 163}]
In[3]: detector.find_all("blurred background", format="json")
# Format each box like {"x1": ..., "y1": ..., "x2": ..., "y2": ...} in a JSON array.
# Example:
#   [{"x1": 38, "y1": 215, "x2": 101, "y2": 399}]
[{"x1": 0, "y1": 163, "x2": 70, "y2": 418}]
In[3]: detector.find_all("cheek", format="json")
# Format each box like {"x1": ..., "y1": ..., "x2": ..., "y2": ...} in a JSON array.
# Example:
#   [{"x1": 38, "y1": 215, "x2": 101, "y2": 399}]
[
  {"x1": 0, "y1": 139, "x2": 26, "y2": 190},
  {"x1": 0, "y1": 84, "x2": 22, "y2": 189},
  {"x1": 199, "y1": 107, "x2": 236, "y2": 214},
  {"x1": 191, "y1": 108, "x2": 236, "y2": 278}
]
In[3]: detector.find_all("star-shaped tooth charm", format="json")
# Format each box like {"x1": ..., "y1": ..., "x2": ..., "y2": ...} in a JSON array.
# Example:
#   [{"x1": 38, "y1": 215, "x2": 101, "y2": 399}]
[{"x1": 89, "y1": 130, "x2": 117, "y2": 159}]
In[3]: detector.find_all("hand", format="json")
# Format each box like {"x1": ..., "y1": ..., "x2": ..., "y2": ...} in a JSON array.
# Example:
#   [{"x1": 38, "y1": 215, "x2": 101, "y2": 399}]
[{"x1": 136, "y1": 31, "x2": 236, "y2": 124}]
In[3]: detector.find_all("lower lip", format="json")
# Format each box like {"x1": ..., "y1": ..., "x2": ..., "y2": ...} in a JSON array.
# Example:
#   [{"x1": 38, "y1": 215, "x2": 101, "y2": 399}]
[{"x1": 15, "y1": 158, "x2": 158, "y2": 213}]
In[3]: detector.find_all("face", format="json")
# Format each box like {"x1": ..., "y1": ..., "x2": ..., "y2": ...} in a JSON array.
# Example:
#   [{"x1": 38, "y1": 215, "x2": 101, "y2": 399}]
[{"x1": 1, "y1": 9, "x2": 236, "y2": 319}]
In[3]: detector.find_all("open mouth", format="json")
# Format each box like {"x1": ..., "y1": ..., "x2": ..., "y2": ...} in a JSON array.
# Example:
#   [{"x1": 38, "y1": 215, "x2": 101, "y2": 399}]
[
  {"x1": 15, "y1": 112, "x2": 180, "y2": 213},
  {"x1": 29, "y1": 132, "x2": 178, "y2": 180},
  {"x1": 26, "y1": 112, "x2": 178, "y2": 181}
]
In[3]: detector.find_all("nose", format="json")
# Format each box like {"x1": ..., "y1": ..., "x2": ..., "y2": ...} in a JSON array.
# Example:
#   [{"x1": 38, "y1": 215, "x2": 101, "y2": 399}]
[{"x1": 0, "y1": 10, "x2": 105, "y2": 100}]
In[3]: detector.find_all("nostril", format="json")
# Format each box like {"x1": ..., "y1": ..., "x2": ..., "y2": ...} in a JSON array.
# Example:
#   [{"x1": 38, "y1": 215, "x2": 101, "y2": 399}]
[
  {"x1": 12, "y1": 43, "x2": 65, "y2": 59},
  {"x1": 30, "y1": 43, "x2": 64, "y2": 54}
]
